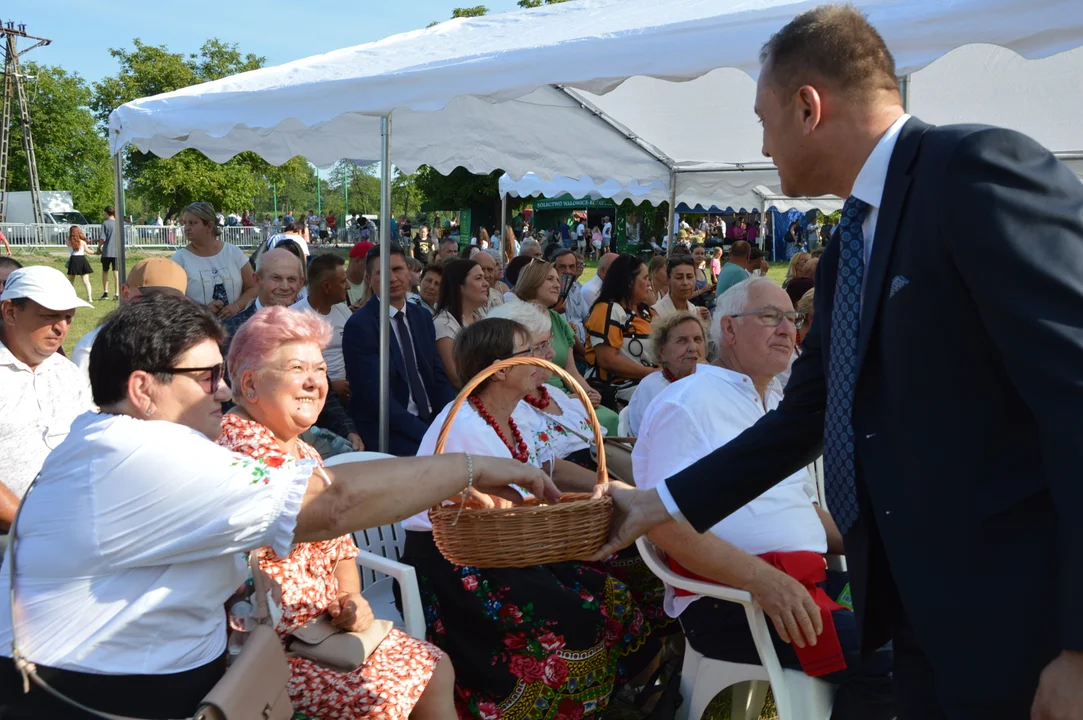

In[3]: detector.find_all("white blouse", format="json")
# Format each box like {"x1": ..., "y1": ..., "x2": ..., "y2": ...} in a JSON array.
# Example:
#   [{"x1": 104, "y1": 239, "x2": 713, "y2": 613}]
[
  {"x1": 520, "y1": 389, "x2": 605, "y2": 463},
  {"x1": 0, "y1": 412, "x2": 312, "y2": 674},
  {"x1": 404, "y1": 400, "x2": 543, "y2": 532}
]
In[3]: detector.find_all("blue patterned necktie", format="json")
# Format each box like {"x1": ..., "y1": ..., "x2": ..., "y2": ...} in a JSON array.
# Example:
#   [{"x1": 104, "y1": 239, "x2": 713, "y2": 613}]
[{"x1": 824, "y1": 196, "x2": 870, "y2": 535}]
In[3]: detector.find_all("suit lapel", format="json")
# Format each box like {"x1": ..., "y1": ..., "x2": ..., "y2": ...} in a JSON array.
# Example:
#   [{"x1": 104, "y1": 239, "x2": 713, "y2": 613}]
[{"x1": 856, "y1": 118, "x2": 929, "y2": 370}]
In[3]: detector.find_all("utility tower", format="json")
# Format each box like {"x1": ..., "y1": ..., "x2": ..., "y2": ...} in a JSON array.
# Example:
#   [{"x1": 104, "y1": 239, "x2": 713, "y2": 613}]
[{"x1": 0, "y1": 21, "x2": 51, "y2": 223}]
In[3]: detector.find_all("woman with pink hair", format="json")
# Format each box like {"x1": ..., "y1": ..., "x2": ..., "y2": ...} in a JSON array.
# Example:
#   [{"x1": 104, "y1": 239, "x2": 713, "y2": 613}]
[{"x1": 219, "y1": 306, "x2": 456, "y2": 720}]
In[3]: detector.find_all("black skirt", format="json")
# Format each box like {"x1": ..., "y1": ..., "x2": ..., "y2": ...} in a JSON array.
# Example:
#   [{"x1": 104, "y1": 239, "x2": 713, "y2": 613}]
[
  {"x1": 67, "y1": 255, "x2": 92, "y2": 276},
  {"x1": 401, "y1": 530, "x2": 664, "y2": 720},
  {"x1": 0, "y1": 653, "x2": 226, "y2": 719}
]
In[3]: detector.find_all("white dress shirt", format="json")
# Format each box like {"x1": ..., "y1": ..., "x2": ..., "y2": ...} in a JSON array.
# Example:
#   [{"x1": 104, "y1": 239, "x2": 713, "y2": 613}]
[
  {"x1": 389, "y1": 302, "x2": 426, "y2": 417},
  {"x1": 0, "y1": 412, "x2": 311, "y2": 673},
  {"x1": 624, "y1": 369, "x2": 673, "y2": 437},
  {"x1": 850, "y1": 113, "x2": 911, "y2": 301},
  {"x1": 563, "y1": 282, "x2": 589, "y2": 343},
  {"x1": 0, "y1": 342, "x2": 93, "y2": 499},
  {"x1": 634, "y1": 365, "x2": 825, "y2": 617},
  {"x1": 581, "y1": 275, "x2": 603, "y2": 310},
  {"x1": 655, "y1": 113, "x2": 912, "y2": 523}
]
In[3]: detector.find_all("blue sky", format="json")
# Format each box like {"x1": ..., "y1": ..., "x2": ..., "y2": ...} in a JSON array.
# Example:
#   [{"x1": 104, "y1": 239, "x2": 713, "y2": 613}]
[{"x1": 17, "y1": 0, "x2": 525, "y2": 84}]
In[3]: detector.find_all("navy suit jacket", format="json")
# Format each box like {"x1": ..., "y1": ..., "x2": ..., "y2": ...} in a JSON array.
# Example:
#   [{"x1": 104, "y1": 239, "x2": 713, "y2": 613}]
[
  {"x1": 343, "y1": 296, "x2": 455, "y2": 456},
  {"x1": 666, "y1": 118, "x2": 1083, "y2": 710}
]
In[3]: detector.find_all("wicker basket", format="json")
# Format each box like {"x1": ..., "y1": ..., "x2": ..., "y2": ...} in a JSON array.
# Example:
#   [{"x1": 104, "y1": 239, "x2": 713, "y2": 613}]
[{"x1": 429, "y1": 357, "x2": 613, "y2": 568}]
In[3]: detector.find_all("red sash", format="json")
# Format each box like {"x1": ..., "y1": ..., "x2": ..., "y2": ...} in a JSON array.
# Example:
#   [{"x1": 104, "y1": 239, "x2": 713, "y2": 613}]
[{"x1": 668, "y1": 550, "x2": 846, "y2": 677}]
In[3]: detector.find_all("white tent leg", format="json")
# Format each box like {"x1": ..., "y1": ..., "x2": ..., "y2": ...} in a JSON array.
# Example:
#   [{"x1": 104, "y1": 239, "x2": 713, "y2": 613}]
[
  {"x1": 666, "y1": 171, "x2": 677, "y2": 257},
  {"x1": 500, "y1": 192, "x2": 507, "y2": 242},
  {"x1": 378, "y1": 115, "x2": 393, "y2": 453},
  {"x1": 113, "y1": 151, "x2": 127, "y2": 288}
]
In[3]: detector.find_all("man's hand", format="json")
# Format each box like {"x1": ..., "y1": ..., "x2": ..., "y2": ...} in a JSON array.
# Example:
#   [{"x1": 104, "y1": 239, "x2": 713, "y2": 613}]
[
  {"x1": 585, "y1": 387, "x2": 602, "y2": 408},
  {"x1": 588, "y1": 484, "x2": 672, "y2": 560},
  {"x1": 217, "y1": 302, "x2": 240, "y2": 319},
  {"x1": 1032, "y1": 651, "x2": 1083, "y2": 719},
  {"x1": 746, "y1": 562, "x2": 823, "y2": 648},
  {"x1": 332, "y1": 379, "x2": 351, "y2": 404},
  {"x1": 346, "y1": 433, "x2": 364, "y2": 451},
  {"x1": 328, "y1": 591, "x2": 375, "y2": 633}
]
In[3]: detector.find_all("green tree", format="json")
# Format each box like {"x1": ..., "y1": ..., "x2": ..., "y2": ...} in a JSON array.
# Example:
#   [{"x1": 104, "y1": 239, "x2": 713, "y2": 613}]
[
  {"x1": 452, "y1": 6, "x2": 489, "y2": 18},
  {"x1": 414, "y1": 166, "x2": 500, "y2": 217},
  {"x1": 92, "y1": 39, "x2": 276, "y2": 218},
  {"x1": 517, "y1": 0, "x2": 569, "y2": 7},
  {"x1": 6, "y1": 63, "x2": 113, "y2": 222}
]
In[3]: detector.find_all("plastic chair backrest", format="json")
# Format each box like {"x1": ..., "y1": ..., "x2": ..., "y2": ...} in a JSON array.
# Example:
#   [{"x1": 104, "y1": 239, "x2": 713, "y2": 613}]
[
  {"x1": 322, "y1": 451, "x2": 397, "y2": 466},
  {"x1": 321, "y1": 451, "x2": 402, "y2": 589}
]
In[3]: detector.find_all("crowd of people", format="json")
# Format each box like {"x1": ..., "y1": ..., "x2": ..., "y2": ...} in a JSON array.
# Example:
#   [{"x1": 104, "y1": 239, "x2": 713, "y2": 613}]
[{"x1": 0, "y1": 189, "x2": 857, "y2": 719}]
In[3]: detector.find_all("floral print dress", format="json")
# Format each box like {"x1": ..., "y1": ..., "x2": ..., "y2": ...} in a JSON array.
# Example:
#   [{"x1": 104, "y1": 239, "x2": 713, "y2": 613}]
[
  {"x1": 403, "y1": 402, "x2": 664, "y2": 720},
  {"x1": 218, "y1": 414, "x2": 444, "y2": 720}
]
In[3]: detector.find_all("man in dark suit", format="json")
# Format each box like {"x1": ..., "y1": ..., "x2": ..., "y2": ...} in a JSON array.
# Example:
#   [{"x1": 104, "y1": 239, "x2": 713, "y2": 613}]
[
  {"x1": 594, "y1": 6, "x2": 1083, "y2": 720},
  {"x1": 343, "y1": 243, "x2": 455, "y2": 456}
]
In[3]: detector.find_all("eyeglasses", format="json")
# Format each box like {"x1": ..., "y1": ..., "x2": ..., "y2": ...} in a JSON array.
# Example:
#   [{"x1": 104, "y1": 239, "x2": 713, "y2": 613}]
[
  {"x1": 727, "y1": 306, "x2": 807, "y2": 330},
  {"x1": 151, "y1": 363, "x2": 224, "y2": 394},
  {"x1": 509, "y1": 338, "x2": 554, "y2": 359}
]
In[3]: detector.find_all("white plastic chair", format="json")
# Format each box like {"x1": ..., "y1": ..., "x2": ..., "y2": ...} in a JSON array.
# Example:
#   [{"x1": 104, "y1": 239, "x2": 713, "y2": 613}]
[
  {"x1": 635, "y1": 538, "x2": 835, "y2": 720},
  {"x1": 617, "y1": 406, "x2": 633, "y2": 437},
  {"x1": 806, "y1": 456, "x2": 847, "y2": 573},
  {"x1": 322, "y1": 451, "x2": 426, "y2": 640}
]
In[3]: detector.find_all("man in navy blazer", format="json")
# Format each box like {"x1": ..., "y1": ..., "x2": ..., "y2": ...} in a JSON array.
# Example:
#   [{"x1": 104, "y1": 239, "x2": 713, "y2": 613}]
[
  {"x1": 342, "y1": 244, "x2": 454, "y2": 456},
  {"x1": 594, "y1": 7, "x2": 1083, "y2": 720}
]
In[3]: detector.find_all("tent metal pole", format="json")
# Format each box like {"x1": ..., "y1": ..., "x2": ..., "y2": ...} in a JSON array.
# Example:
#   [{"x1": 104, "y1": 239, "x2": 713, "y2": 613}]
[
  {"x1": 500, "y1": 192, "x2": 507, "y2": 243},
  {"x1": 666, "y1": 171, "x2": 677, "y2": 257},
  {"x1": 378, "y1": 116, "x2": 392, "y2": 453},
  {"x1": 899, "y1": 75, "x2": 911, "y2": 112},
  {"x1": 113, "y1": 150, "x2": 127, "y2": 288}
]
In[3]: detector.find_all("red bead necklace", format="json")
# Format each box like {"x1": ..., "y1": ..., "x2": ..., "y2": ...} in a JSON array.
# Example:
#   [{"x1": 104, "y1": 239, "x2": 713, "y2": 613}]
[
  {"x1": 662, "y1": 367, "x2": 679, "y2": 384},
  {"x1": 468, "y1": 395, "x2": 529, "y2": 463},
  {"x1": 524, "y1": 385, "x2": 552, "y2": 410}
]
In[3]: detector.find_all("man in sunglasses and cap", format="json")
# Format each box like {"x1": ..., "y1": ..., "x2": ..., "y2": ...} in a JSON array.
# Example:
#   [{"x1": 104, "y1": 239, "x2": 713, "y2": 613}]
[{"x1": 0, "y1": 266, "x2": 95, "y2": 532}]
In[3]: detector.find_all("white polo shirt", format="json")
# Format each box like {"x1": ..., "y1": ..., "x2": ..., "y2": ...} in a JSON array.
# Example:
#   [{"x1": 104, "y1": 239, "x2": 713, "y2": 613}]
[
  {"x1": 632, "y1": 364, "x2": 825, "y2": 617},
  {"x1": 0, "y1": 341, "x2": 93, "y2": 499}
]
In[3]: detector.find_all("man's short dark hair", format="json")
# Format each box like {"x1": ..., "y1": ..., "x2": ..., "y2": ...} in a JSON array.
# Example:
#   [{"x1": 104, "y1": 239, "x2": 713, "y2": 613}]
[
  {"x1": 760, "y1": 4, "x2": 898, "y2": 98},
  {"x1": 308, "y1": 253, "x2": 345, "y2": 288},
  {"x1": 89, "y1": 294, "x2": 224, "y2": 408},
  {"x1": 365, "y1": 242, "x2": 407, "y2": 275},
  {"x1": 551, "y1": 248, "x2": 576, "y2": 266},
  {"x1": 439, "y1": 237, "x2": 458, "y2": 249},
  {"x1": 104, "y1": 206, "x2": 115, "y2": 216},
  {"x1": 0, "y1": 256, "x2": 22, "y2": 272},
  {"x1": 667, "y1": 255, "x2": 696, "y2": 277}
]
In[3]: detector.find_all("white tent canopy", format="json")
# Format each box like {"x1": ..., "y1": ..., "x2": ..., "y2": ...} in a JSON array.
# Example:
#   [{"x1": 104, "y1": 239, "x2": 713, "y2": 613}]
[
  {"x1": 108, "y1": 0, "x2": 1083, "y2": 452},
  {"x1": 111, "y1": 0, "x2": 1083, "y2": 189}
]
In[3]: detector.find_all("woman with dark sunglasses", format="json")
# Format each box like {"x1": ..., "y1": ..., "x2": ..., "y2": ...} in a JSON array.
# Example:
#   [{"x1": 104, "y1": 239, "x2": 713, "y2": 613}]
[{"x1": 0, "y1": 294, "x2": 556, "y2": 719}]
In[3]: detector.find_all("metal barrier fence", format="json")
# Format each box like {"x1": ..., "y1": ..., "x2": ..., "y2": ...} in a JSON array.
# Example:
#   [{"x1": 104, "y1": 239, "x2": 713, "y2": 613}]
[{"x1": 0, "y1": 223, "x2": 283, "y2": 250}]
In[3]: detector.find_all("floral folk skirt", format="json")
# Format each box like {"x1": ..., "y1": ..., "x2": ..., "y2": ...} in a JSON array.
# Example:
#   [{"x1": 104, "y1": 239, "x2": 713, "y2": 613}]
[{"x1": 401, "y1": 531, "x2": 664, "y2": 720}]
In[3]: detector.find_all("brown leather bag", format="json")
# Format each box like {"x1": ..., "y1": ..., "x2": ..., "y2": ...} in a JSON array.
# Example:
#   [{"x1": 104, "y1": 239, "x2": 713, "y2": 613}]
[{"x1": 8, "y1": 474, "x2": 294, "y2": 720}]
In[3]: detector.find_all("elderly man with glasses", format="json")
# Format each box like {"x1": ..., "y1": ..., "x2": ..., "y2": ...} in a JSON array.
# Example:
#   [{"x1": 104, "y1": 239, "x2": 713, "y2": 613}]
[{"x1": 631, "y1": 277, "x2": 896, "y2": 720}]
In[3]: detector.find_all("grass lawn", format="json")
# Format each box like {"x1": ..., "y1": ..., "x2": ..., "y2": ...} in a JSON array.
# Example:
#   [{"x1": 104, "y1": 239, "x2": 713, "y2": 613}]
[{"x1": 9, "y1": 247, "x2": 791, "y2": 358}]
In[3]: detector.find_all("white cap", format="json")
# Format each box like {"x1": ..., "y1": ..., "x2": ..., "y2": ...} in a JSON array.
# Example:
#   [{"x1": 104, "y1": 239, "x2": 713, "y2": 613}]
[{"x1": 0, "y1": 266, "x2": 93, "y2": 310}]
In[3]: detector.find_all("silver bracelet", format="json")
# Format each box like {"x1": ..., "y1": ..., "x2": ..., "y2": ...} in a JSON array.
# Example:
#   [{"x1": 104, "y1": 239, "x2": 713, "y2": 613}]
[{"x1": 453, "y1": 453, "x2": 474, "y2": 527}]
